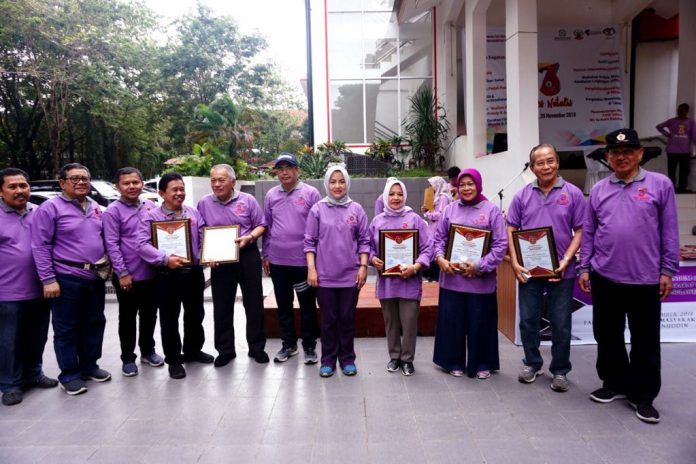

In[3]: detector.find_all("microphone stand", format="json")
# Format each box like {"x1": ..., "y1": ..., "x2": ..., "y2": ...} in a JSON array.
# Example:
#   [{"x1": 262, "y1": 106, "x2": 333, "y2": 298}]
[{"x1": 498, "y1": 162, "x2": 530, "y2": 210}]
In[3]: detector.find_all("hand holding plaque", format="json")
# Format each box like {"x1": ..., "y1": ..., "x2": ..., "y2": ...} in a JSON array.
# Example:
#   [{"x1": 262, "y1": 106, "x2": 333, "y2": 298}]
[
  {"x1": 151, "y1": 219, "x2": 192, "y2": 263},
  {"x1": 379, "y1": 229, "x2": 419, "y2": 276},
  {"x1": 445, "y1": 224, "x2": 491, "y2": 272},
  {"x1": 511, "y1": 227, "x2": 560, "y2": 278}
]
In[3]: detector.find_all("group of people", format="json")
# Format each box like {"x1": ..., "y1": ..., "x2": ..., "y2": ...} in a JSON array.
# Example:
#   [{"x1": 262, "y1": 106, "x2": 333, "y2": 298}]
[{"x1": 0, "y1": 128, "x2": 679, "y2": 425}]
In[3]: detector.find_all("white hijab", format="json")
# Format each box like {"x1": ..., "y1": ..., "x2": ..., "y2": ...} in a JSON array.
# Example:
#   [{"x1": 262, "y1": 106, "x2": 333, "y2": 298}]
[
  {"x1": 382, "y1": 177, "x2": 412, "y2": 217},
  {"x1": 320, "y1": 164, "x2": 352, "y2": 207}
]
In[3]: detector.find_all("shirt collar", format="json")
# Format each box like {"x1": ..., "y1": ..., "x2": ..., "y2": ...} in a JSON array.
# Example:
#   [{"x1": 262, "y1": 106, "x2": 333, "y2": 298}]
[
  {"x1": 60, "y1": 194, "x2": 95, "y2": 211},
  {"x1": 609, "y1": 167, "x2": 646, "y2": 184},
  {"x1": 161, "y1": 204, "x2": 186, "y2": 218},
  {"x1": 0, "y1": 198, "x2": 31, "y2": 216},
  {"x1": 457, "y1": 200, "x2": 485, "y2": 209},
  {"x1": 212, "y1": 189, "x2": 240, "y2": 204},
  {"x1": 117, "y1": 197, "x2": 141, "y2": 208},
  {"x1": 532, "y1": 176, "x2": 565, "y2": 190},
  {"x1": 281, "y1": 181, "x2": 303, "y2": 193}
]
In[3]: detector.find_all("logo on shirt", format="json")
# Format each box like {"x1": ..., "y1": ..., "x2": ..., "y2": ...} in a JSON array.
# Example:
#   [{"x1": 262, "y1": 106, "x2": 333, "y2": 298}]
[
  {"x1": 634, "y1": 187, "x2": 650, "y2": 201},
  {"x1": 401, "y1": 221, "x2": 409, "y2": 229},
  {"x1": 557, "y1": 192, "x2": 568, "y2": 206},
  {"x1": 234, "y1": 203, "x2": 247, "y2": 214},
  {"x1": 346, "y1": 214, "x2": 357, "y2": 225},
  {"x1": 475, "y1": 213, "x2": 488, "y2": 225},
  {"x1": 295, "y1": 195, "x2": 306, "y2": 206}
]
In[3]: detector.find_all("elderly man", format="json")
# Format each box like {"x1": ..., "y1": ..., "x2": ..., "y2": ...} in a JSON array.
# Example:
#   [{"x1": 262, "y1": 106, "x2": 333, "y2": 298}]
[
  {"x1": 138, "y1": 172, "x2": 212, "y2": 379},
  {"x1": 31, "y1": 163, "x2": 111, "y2": 395},
  {"x1": 103, "y1": 167, "x2": 164, "y2": 377},
  {"x1": 197, "y1": 164, "x2": 268, "y2": 366},
  {"x1": 0, "y1": 168, "x2": 58, "y2": 406},
  {"x1": 263, "y1": 153, "x2": 321, "y2": 364},
  {"x1": 507, "y1": 144, "x2": 585, "y2": 392},
  {"x1": 579, "y1": 128, "x2": 679, "y2": 424}
]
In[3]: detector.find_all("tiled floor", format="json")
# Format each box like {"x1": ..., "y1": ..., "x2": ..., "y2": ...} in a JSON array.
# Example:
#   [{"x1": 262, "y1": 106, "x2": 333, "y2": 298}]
[{"x1": 2, "y1": 279, "x2": 696, "y2": 464}]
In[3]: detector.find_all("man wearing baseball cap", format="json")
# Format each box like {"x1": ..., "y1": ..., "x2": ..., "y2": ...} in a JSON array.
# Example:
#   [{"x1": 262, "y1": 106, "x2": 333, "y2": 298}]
[
  {"x1": 263, "y1": 153, "x2": 321, "y2": 364},
  {"x1": 578, "y1": 128, "x2": 679, "y2": 423}
]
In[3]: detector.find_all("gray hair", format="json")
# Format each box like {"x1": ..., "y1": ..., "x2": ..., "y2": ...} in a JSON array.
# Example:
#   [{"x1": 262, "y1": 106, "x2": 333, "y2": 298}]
[
  {"x1": 528, "y1": 143, "x2": 559, "y2": 164},
  {"x1": 211, "y1": 164, "x2": 236, "y2": 180}
]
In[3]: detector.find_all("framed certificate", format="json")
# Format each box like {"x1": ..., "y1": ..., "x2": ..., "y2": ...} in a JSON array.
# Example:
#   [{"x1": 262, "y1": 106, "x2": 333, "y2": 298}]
[
  {"x1": 512, "y1": 227, "x2": 560, "y2": 278},
  {"x1": 201, "y1": 225, "x2": 240, "y2": 264},
  {"x1": 379, "y1": 229, "x2": 419, "y2": 276},
  {"x1": 151, "y1": 219, "x2": 192, "y2": 263},
  {"x1": 445, "y1": 224, "x2": 491, "y2": 272}
]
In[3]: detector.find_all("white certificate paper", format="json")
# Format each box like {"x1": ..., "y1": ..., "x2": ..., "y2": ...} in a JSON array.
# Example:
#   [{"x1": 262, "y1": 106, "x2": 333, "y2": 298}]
[
  {"x1": 449, "y1": 226, "x2": 489, "y2": 267},
  {"x1": 153, "y1": 219, "x2": 191, "y2": 262},
  {"x1": 201, "y1": 225, "x2": 240, "y2": 264},
  {"x1": 381, "y1": 230, "x2": 417, "y2": 275},
  {"x1": 513, "y1": 228, "x2": 558, "y2": 277}
]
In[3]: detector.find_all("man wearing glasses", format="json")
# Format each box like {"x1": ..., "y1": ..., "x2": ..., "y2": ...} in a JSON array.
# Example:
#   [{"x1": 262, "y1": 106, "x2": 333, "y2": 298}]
[
  {"x1": 262, "y1": 153, "x2": 321, "y2": 364},
  {"x1": 579, "y1": 129, "x2": 679, "y2": 423},
  {"x1": 507, "y1": 144, "x2": 586, "y2": 393},
  {"x1": 31, "y1": 163, "x2": 111, "y2": 395}
]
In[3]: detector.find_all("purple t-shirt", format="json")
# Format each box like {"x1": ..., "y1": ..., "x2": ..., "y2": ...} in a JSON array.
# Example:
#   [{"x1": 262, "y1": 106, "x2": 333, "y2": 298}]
[
  {"x1": 103, "y1": 198, "x2": 158, "y2": 281},
  {"x1": 197, "y1": 191, "x2": 266, "y2": 238},
  {"x1": 424, "y1": 194, "x2": 451, "y2": 236},
  {"x1": 31, "y1": 195, "x2": 105, "y2": 282},
  {"x1": 506, "y1": 177, "x2": 586, "y2": 279},
  {"x1": 138, "y1": 205, "x2": 205, "y2": 266},
  {"x1": 656, "y1": 117, "x2": 696, "y2": 154},
  {"x1": 304, "y1": 201, "x2": 370, "y2": 288},
  {"x1": 579, "y1": 169, "x2": 679, "y2": 284},
  {"x1": 374, "y1": 195, "x2": 385, "y2": 217},
  {"x1": 0, "y1": 201, "x2": 42, "y2": 300},
  {"x1": 369, "y1": 209, "x2": 432, "y2": 300},
  {"x1": 263, "y1": 182, "x2": 321, "y2": 266},
  {"x1": 433, "y1": 200, "x2": 508, "y2": 294}
]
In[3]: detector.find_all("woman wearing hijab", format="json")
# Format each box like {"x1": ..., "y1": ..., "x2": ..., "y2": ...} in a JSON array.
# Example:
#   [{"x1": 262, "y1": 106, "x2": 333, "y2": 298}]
[
  {"x1": 368, "y1": 178, "x2": 432, "y2": 376},
  {"x1": 304, "y1": 165, "x2": 370, "y2": 377},
  {"x1": 422, "y1": 176, "x2": 451, "y2": 282},
  {"x1": 432, "y1": 169, "x2": 507, "y2": 379}
]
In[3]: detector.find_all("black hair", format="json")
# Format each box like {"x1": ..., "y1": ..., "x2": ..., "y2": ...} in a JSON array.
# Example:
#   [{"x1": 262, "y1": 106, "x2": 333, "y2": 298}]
[
  {"x1": 158, "y1": 172, "x2": 183, "y2": 191},
  {"x1": 0, "y1": 168, "x2": 30, "y2": 187},
  {"x1": 115, "y1": 167, "x2": 144, "y2": 184},
  {"x1": 447, "y1": 166, "x2": 461, "y2": 179},
  {"x1": 58, "y1": 163, "x2": 90, "y2": 180}
]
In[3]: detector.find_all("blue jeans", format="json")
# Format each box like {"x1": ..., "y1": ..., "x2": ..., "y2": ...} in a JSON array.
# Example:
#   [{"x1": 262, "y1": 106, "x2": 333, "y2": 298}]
[
  {"x1": 51, "y1": 274, "x2": 106, "y2": 384},
  {"x1": 518, "y1": 278, "x2": 573, "y2": 375},
  {"x1": 0, "y1": 298, "x2": 51, "y2": 392}
]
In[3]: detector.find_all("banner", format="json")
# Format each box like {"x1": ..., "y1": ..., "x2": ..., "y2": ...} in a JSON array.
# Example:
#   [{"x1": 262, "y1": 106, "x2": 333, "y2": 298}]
[
  {"x1": 514, "y1": 263, "x2": 696, "y2": 345},
  {"x1": 486, "y1": 26, "x2": 626, "y2": 152}
]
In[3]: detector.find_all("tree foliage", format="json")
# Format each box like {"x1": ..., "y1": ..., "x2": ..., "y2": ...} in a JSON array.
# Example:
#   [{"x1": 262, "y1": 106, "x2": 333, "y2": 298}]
[{"x1": 402, "y1": 84, "x2": 449, "y2": 170}]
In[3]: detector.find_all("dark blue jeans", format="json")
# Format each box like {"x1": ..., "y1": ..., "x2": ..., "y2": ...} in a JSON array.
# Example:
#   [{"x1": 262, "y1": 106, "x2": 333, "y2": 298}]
[
  {"x1": 51, "y1": 274, "x2": 106, "y2": 384},
  {"x1": 269, "y1": 263, "x2": 319, "y2": 351},
  {"x1": 0, "y1": 298, "x2": 51, "y2": 392},
  {"x1": 518, "y1": 278, "x2": 573, "y2": 375}
]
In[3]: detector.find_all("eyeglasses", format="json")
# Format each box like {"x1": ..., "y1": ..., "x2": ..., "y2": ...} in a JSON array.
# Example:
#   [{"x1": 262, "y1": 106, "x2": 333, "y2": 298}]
[{"x1": 66, "y1": 176, "x2": 90, "y2": 184}]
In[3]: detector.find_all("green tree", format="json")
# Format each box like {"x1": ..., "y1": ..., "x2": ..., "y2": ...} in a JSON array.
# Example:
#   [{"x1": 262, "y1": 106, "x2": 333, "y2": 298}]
[{"x1": 403, "y1": 84, "x2": 450, "y2": 170}]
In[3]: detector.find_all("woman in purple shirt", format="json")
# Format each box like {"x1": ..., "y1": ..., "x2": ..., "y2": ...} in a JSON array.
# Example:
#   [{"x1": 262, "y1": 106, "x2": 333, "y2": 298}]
[
  {"x1": 369, "y1": 178, "x2": 431, "y2": 376},
  {"x1": 304, "y1": 165, "x2": 370, "y2": 377},
  {"x1": 432, "y1": 169, "x2": 507, "y2": 379}
]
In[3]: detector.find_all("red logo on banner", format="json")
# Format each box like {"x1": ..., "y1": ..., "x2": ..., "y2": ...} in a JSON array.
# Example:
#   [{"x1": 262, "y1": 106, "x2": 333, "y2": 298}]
[{"x1": 539, "y1": 63, "x2": 561, "y2": 96}]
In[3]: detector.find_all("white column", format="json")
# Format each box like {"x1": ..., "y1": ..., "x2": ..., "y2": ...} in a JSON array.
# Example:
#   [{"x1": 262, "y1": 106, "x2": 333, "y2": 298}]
[
  {"x1": 505, "y1": 0, "x2": 538, "y2": 170},
  {"x1": 464, "y1": 0, "x2": 491, "y2": 163}
]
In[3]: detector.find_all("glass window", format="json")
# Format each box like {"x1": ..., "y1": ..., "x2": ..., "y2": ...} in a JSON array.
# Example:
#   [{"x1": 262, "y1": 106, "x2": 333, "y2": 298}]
[
  {"x1": 331, "y1": 81, "x2": 365, "y2": 143},
  {"x1": 327, "y1": 0, "x2": 362, "y2": 12},
  {"x1": 362, "y1": 0, "x2": 394, "y2": 12},
  {"x1": 327, "y1": 13, "x2": 364, "y2": 79},
  {"x1": 368, "y1": 78, "x2": 400, "y2": 141}
]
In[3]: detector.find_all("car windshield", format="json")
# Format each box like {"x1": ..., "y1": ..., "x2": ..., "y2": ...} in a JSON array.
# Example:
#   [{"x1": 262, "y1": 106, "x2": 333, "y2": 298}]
[{"x1": 90, "y1": 180, "x2": 120, "y2": 198}]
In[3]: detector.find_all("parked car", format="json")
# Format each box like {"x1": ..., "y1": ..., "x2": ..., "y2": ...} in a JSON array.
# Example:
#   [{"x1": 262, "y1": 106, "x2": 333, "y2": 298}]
[
  {"x1": 29, "y1": 191, "x2": 107, "y2": 211},
  {"x1": 30, "y1": 179, "x2": 158, "y2": 207}
]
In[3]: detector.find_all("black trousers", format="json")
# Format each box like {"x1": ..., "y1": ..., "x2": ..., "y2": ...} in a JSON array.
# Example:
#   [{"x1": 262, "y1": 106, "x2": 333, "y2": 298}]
[
  {"x1": 590, "y1": 271, "x2": 661, "y2": 404},
  {"x1": 155, "y1": 266, "x2": 205, "y2": 365},
  {"x1": 210, "y1": 246, "x2": 266, "y2": 356},
  {"x1": 667, "y1": 152, "x2": 691, "y2": 192},
  {"x1": 269, "y1": 263, "x2": 319, "y2": 350},
  {"x1": 113, "y1": 277, "x2": 158, "y2": 363}
]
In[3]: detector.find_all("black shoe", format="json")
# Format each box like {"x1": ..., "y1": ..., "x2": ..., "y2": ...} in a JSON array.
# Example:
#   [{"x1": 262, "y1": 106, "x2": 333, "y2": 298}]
[
  {"x1": 630, "y1": 402, "x2": 661, "y2": 424},
  {"x1": 248, "y1": 351, "x2": 270, "y2": 364},
  {"x1": 401, "y1": 362, "x2": 415, "y2": 376},
  {"x1": 184, "y1": 351, "x2": 214, "y2": 364},
  {"x1": 589, "y1": 388, "x2": 626, "y2": 403},
  {"x1": 168, "y1": 363, "x2": 186, "y2": 379},
  {"x1": 387, "y1": 359, "x2": 400, "y2": 372},
  {"x1": 2, "y1": 390, "x2": 23, "y2": 406},
  {"x1": 82, "y1": 368, "x2": 112, "y2": 382},
  {"x1": 60, "y1": 379, "x2": 88, "y2": 396},
  {"x1": 214, "y1": 352, "x2": 236, "y2": 368},
  {"x1": 23, "y1": 374, "x2": 59, "y2": 391}
]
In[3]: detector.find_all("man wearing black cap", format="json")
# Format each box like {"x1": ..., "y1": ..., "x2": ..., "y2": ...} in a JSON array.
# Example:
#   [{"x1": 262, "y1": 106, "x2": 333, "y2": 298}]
[
  {"x1": 578, "y1": 128, "x2": 679, "y2": 423},
  {"x1": 262, "y1": 153, "x2": 321, "y2": 364}
]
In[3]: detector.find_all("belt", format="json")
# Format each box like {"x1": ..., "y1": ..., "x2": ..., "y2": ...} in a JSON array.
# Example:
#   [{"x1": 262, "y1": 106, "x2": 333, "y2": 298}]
[{"x1": 56, "y1": 259, "x2": 97, "y2": 271}]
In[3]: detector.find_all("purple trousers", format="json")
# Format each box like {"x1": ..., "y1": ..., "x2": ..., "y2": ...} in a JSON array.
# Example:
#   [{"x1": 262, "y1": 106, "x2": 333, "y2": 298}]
[{"x1": 316, "y1": 286, "x2": 358, "y2": 368}]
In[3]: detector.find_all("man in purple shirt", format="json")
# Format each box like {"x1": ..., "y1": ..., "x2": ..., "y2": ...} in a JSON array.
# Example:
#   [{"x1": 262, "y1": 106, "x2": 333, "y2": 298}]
[
  {"x1": 263, "y1": 153, "x2": 320, "y2": 364},
  {"x1": 197, "y1": 164, "x2": 269, "y2": 366},
  {"x1": 31, "y1": 163, "x2": 112, "y2": 396},
  {"x1": 103, "y1": 167, "x2": 164, "y2": 377},
  {"x1": 656, "y1": 103, "x2": 696, "y2": 193},
  {"x1": 137, "y1": 172, "x2": 213, "y2": 379},
  {"x1": 0, "y1": 168, "x2": 58, "y2": 406},
  {"x1": 579, "y1": 128, "x2": 679, "y2": 424},
  {"x1": 507, "y1": 144, "x2": 585, "y2": 392}
]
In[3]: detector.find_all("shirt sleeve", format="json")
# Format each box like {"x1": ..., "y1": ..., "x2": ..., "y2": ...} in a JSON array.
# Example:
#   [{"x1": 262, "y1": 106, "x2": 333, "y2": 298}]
[
  {"x1": 262, "y1": 191, "x2": 273, "y2": 259},
  {"x1": 656, "y1": 119, "x2": 670, "y2": 137},
  {"x1": 303, "y1": 205, "x2": 320, "y2": 254},
  {"x1": 136, "y1": 213, "x2": 168, "y2": 267},
  {"x1": 659, "y1": 182, "x2": 680, "y2": 277},
  {"x1": 433, "y1": 204, "x2": 451, "y2": 258},
  {"x1": 356, "y1": 206, "x2": 371, "y2": 255},
  {"x1": 416, "y1": 215, "x2": 432, "y2": 268},
  {"x1": 578, "y1": 192, "x2": 598, "y2": 274},
  {"x1": 102, "y1": 208, "x2": 129, "y2": 278},
  {"x1": 30, "y1": 202, "x2": 57, "y2": 284},
  {"x1": 479, "y1": 205, "x2": 508, "y2": 273}
]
